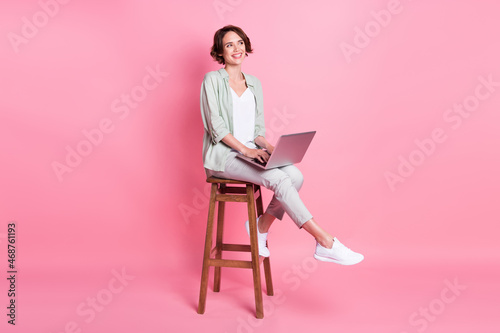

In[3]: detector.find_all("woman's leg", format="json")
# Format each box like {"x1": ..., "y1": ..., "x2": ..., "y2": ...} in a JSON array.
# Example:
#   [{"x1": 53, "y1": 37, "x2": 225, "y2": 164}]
[
  {"x1": 258, "y1": 164, "x2": 305, "y2": 233},
  {"x1": 210, "y1": 156, "x2": 313, "y2": 227},
  {"x1": 301, "y1": 219, "x2": 334, "y2": 248},
  {"x1": 257, "y1": 213, "x2": 275, "y2": 233},
  {"x1": 258, "y1": 165, "x2": 336, "y2": 250},
  {"x1": 208, "y1": 153, "x2": 363, "y2": 264}
]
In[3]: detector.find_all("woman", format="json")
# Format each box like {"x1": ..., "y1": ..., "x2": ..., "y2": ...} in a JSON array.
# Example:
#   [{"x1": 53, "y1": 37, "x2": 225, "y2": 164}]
[{"x1": 200, "y1": 25, "x2": 363, "y2": 265}]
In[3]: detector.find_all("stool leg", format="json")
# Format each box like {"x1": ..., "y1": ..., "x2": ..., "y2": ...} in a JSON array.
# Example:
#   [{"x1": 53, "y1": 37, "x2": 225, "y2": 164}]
[
  {"x1": 213, "y1": 196, "x2": 226, "y2": 292},
  {"x1": 255, "y1": 185, "x2": 274, "y2": 296},
  {"x1": 247, "y1": 185, "x2": 264, "y2": 319},
  {"x1": 263, "y1": 257, "x2": 274, "y2": 296},
  {"x1": 197, "y1": 184, "x2": 218, "y2": 314}
]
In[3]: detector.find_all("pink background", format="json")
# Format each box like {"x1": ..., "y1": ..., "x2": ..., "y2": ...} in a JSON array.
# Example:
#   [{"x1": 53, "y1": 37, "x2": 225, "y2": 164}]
[{"x1": 1, "y1": 0, "x2": 499, "y2": 332}]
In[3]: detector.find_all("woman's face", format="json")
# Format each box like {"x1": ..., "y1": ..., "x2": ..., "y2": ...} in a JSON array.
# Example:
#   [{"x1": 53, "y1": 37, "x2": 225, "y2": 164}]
[{"x1": 219, "y1": 31, "x2": 246, "y2": 66}]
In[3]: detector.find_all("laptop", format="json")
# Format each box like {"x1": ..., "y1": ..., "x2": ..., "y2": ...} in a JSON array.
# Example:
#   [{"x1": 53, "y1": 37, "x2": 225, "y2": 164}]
[{"x1": 236, "y1": 131, "x2": 316, "y2": 169}]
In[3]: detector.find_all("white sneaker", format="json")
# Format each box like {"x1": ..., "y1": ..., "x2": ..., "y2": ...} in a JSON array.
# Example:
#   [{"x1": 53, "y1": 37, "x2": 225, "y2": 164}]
[
  {"x1": 245, "y1": 216, "x2": 270, "y2": 257},
  {"x1": 314, "y1": 237, "x2": 364, "y2": 265}
]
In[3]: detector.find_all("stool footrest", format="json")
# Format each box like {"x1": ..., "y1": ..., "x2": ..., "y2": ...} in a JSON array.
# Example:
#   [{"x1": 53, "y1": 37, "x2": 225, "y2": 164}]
[
  {"x1": 208, "y1": 258, "x2": 252, "y2": 269},
  {"x1": 215, "y1": 194, "x2": 249, "y2": 202},
  {"x1": 220, "y1": 187, "x2": 247, "y2": 194},
  {"x1": 210, "y1": 243, "x2": 251, "y2": 255},
  {"x1": 222, "y1": 243, "x2": 251, "y2": 252}
]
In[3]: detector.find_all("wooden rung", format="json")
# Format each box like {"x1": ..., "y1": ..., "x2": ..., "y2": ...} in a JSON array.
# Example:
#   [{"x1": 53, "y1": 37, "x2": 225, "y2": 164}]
[
  {"x1": 208, "y1": 258, "x2": 253, "y2": 269},
  {"x1": 222, "y1": 244, "x2": 251, "y2": 252},
  {"x1": 220, "y1": 187, "x2": 247, "y2": 194},
  {"x1": 215, "y1": 194, "x2": 249, "y2": 202}
]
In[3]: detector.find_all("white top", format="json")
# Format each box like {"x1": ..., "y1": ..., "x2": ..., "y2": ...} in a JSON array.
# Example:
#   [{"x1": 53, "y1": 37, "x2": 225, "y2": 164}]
[{"x1": 231, "y1": 87, "x2": 257, "y2": 151}]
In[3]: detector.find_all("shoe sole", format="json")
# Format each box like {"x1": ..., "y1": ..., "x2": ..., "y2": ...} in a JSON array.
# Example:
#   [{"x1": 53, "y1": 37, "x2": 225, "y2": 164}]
[{"x1": 313, "y1": 253, "x2": 363, "y2": 265}]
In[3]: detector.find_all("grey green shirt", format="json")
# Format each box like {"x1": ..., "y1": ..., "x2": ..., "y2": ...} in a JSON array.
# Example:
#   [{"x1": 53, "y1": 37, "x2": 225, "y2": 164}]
[{"x1": 201, "y1": 68, "x2": 266, "y2": 171}]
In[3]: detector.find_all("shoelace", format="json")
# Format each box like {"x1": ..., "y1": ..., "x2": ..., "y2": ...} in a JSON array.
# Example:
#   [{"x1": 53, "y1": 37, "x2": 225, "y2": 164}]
[{"x1": 332, "y1": 241, "x2": 355, "y2": 255}]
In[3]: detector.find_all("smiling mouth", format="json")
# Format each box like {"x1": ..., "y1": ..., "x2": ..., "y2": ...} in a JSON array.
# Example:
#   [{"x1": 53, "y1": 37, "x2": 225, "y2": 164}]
[{"x1": 232, "y1": 53, "x2": 243, "y2": 58}]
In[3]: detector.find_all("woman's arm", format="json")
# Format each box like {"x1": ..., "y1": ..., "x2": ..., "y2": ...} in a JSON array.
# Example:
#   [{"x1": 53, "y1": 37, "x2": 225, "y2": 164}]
[
  {"x1": 222, "y1": 134, "x2": 271, "y2": 163},
  {"x1": 201, "y1": 74, "x2": 230, "y2": 144}
]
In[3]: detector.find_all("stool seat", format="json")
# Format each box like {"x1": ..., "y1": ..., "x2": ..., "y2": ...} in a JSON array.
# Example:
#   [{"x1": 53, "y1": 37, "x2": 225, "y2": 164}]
[
  {"x1": 206, "y1": 176, "x2": 250, "y2": 184},
  {"x1": 197, "y1": 177, "x2": 273, "y2": 319}
]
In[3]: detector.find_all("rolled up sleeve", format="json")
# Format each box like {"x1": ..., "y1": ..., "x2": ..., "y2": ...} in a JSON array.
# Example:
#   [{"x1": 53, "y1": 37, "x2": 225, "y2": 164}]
[{"x1": 201, "y1": 74, "x2": 230, "y2": 144}]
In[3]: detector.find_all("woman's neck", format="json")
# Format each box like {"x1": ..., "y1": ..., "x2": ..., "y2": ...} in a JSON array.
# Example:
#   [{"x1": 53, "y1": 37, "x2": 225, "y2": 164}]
[{"x1": 224, "y1": 64, "x2": 244, "y2": 81}]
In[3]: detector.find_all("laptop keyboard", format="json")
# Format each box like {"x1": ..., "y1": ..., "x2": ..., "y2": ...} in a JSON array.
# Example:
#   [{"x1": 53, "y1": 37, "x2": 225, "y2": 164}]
[{"x1": 253, "y1": 158, "x2": 267, "y2": 166}]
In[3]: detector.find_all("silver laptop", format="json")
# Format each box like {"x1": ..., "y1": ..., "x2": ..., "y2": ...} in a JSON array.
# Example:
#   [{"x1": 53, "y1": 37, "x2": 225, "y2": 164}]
[{"x1": 236, "y1": 131, "x2": 316, "y2": 169}]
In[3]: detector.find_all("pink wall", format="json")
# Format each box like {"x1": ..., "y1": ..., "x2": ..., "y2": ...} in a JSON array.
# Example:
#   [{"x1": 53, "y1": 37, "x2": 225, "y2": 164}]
[{"x1": 1, "y1": 1, "x2": 499, "y2": 332}]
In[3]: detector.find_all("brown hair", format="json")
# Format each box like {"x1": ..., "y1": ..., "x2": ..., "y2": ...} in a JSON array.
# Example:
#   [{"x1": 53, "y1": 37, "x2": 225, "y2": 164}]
[{"x1": 210, "y1": 25, "x2": 253, "y2": 65}]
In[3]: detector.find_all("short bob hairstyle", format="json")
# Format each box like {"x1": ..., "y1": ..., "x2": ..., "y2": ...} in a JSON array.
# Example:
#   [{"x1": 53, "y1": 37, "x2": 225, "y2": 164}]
[{"x1": 210, "y1": 25, "x2": 253, "y2": 65}]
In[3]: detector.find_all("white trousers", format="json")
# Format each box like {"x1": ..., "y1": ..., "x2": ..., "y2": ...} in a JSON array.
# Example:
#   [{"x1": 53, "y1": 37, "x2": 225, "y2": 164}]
[{"x1": 206, "y1": 152, "x2": 313, "y2": 228}]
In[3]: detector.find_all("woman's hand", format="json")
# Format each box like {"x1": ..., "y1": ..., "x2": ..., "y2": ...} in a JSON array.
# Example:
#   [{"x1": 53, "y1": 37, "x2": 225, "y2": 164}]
[
  {"x1": 254, "y1": 136, "x2": 275, "y2": 155},
  {"x1": 242, "y1": 147, "x2": 271, "y2": 163},
  {"x1": 221, "y1": 134, "x2": 272, "y2": 162}
]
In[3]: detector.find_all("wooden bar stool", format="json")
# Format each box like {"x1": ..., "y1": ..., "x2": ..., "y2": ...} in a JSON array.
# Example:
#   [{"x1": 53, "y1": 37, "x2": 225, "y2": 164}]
[{"x1": 197, "y1": 177, "x2": 274, "y2": 319}]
